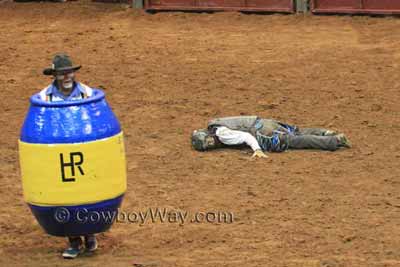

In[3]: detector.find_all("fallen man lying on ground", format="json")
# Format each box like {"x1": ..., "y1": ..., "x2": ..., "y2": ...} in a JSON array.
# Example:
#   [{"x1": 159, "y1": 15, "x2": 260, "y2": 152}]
[{"x1": 191, "y1": 116, "x2": 351, "y2": 158}]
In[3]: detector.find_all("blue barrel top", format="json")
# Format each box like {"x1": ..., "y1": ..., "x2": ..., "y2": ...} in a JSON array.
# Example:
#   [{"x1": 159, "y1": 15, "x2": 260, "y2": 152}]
[{"x1": 20, "y1": 89, "x2": 121, "y2": 144}]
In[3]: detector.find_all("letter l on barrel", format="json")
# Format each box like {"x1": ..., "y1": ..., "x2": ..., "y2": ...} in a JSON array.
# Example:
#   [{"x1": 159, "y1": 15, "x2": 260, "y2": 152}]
[{"x1": 60, "y1": 152, "x2": 85, "y2": 182}]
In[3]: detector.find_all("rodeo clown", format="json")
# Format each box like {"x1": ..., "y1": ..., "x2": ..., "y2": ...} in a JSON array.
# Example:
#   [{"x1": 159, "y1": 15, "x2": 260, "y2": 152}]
[
  {"x1": 39, "y1": 53, "x2": 93, "y2": 102},
  {"x1": 40, "y1": 53, "x2": 97, "y2": 258},
  {"x1": 192, "y1": 116, "x2": 351, "y2": 158}
]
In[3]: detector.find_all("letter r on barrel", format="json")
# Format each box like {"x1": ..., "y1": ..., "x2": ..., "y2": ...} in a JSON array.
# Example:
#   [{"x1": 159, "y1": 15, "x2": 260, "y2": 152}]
[{"x1": 60, "y1": 152, "x2": 85, "y2": 182}]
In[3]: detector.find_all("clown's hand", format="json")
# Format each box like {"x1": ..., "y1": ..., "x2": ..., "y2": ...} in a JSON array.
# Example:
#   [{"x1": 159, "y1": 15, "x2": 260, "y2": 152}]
[{"x1": 252, "y1": 149, "x2": 268, "y2": 159}]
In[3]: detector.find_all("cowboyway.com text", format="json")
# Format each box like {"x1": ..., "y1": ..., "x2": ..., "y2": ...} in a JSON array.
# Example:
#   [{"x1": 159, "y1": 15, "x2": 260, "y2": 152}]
[{"x1": 54, "y1": 207, "x2": 234, "y2": 225}]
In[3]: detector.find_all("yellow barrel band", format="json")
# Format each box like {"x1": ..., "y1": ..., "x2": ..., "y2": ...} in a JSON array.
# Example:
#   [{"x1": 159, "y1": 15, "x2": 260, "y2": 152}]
[{"x1": 19, "y1": 132, "x2": 127, "y2": 206}]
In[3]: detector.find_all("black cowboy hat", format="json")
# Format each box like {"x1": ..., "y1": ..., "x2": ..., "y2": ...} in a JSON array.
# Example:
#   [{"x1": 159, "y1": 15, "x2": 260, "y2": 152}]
[{"x1": 43, "y1": 53, "x2": 81, "y2": 75}]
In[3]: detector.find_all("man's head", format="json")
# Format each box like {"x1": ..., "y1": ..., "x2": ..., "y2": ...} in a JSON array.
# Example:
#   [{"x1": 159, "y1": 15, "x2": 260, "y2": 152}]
[
  {"x1": 43, "y1": 53, "x2": 81, "y2": 95},
  {"x1": 191, "y1": 129, "x2": 219, "y2": 151}
]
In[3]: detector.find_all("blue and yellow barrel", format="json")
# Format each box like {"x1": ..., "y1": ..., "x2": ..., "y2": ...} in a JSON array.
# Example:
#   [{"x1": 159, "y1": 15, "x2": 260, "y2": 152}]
[{"x1": 19, "y1": 89, "x2": 126, "y2": 236}]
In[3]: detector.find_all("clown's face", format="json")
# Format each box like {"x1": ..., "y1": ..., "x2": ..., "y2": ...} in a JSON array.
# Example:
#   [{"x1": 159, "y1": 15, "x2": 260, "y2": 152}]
[
  {"x1": 204, "y1": 135, "x2": 216, "y2": 148},
  {"x1": 192, "y1": 129, "x2": 219, "y2": 151},
  {"x1": 55, "y1": 70, "x2": 75, "y2": 95}
]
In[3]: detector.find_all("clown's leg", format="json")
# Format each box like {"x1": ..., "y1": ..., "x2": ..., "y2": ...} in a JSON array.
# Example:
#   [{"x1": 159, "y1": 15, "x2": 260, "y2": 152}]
[
  {"x1": 287, "y1": 135, "x2": 338, "y2": 151},
  {"x1": 63, "y1": 236, "x2": 83, "y2": 259},
  {"x1": 84, "y1": 234, "x2": 98, "y2": 252},
  {"x1": 297, "y1": 128, "x2": 336, "y2": 136}
]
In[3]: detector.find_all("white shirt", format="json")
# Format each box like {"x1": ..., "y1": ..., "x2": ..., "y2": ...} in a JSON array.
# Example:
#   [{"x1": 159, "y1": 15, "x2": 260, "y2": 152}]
[{"x1": 215, "y1": 126, "x2": 261, "y2": 151}]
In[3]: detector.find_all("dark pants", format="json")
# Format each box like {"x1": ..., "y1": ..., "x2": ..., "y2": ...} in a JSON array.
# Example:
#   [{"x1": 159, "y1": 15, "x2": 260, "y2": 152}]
[
  {"x1": 257, "y1": 127, "x2": 338, "y2": 152},
  {"x1": 68, "y1": 235, "x2": 95, "y2": 249},
  {"x1": 287, "y1": 128, "x2": 338, "y2": 151}
]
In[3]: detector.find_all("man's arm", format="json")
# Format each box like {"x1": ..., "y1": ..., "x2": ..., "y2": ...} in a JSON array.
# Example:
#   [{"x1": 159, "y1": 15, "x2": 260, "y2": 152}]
[{"x1": 215, "y1": 127, "x2": 268, "y2": 158}]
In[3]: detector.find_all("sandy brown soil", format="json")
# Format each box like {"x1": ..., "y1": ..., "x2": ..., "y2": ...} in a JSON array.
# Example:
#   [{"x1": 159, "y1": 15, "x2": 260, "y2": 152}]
[{"x1": 0, "y1": 1, "x2": 400, "y2": 266}]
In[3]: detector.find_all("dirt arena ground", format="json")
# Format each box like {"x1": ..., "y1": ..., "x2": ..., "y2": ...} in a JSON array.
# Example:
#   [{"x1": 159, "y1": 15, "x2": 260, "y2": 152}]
[{"x1": 0, "y1": 1, "x2": 400, "y2": 266}]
